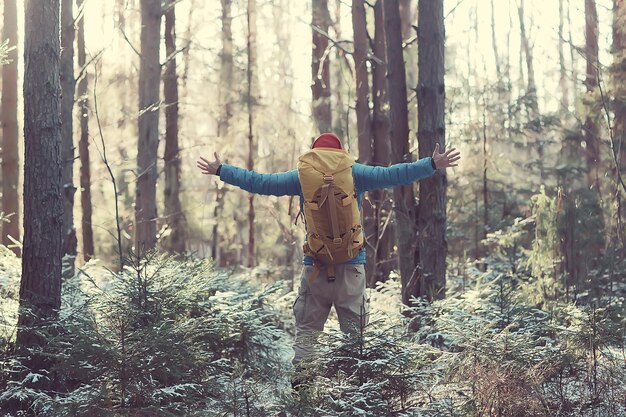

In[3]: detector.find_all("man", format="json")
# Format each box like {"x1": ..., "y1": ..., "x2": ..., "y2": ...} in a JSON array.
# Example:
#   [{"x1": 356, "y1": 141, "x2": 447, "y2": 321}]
[{"x1": 197, "y1": 133, "x2": 460, "y2": 387}]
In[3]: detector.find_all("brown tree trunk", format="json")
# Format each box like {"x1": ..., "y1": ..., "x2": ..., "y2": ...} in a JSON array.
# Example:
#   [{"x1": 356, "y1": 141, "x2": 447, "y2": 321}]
[
  {"x1": 215, "y1": 0, "x2": 234, "y2": 264},
  {"x1": 163, "y1": 0, "x2": 186, "y2": 254},
  {"x1": 584, "y1": 0, "x2": 601, "y2": 191},
  {"x1": 246, "y1": 0, "x2": 258, "y2": 267},
  {"x1": 518, "y1": 0, "x2": 544, "y2": 182},
  {"x1": 372, "y1": 0, "x2": 393, "y2": 285},
  {"x1": 76, "y1": 0, "x2": 95, "y2": 262},
  {"x1": 218, "y1": 0, "x2": 233, "y2": 139},
  {"x1": 1, "y1": 0, "x2": 20, "y2": 256},
  {"x1": 60, "y1": 0, "x2": 77, "y2": 275},
  {"x1": 353, "y1": 0, "x2": 373, "y2": 164},
  {"x1": 135, "y1": 0, "x2": 161, "y2": 254},
  {"x1": 332, "y1": 0, "x2": 346, "y2": 138},
  {"x1": 518, "y1": 0, "x2": 538, "y2": 114},
  {"x1": 416, "y1": 0, "x2": 446, "y2": 302},
  {"x1": 383, "y1": 0, "x2": 416, "y2": 305},
  {"x1": 352, "y1": 0, "x2": 376, "y2": 284},
  {"x1": 613, "y1": 0, "x2": 626, "y2": 245},
  {"x1": 16, "y1": 0, "x2": 63, "y2": 376},
  {"x1": 312, "y1": 0, "x2": 332, "y2": 133},
  {"x1": 211, "y1": 184, "x2": 225, "y2": 265}
]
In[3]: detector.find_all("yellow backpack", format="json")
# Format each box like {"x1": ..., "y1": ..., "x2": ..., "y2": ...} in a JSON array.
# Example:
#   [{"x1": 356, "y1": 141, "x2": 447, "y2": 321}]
[{"x1": 297, "y1": 147, "x2": 364, "y2": 281}]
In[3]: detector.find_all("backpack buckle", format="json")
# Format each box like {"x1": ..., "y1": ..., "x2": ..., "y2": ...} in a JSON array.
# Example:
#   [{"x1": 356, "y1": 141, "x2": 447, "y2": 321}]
[
  {"x1": 323, "y1": 175, "x2": 333, "y2": 183},
  {"x1": 333, "y1": 237, "x2": 342, "y2": 246}
]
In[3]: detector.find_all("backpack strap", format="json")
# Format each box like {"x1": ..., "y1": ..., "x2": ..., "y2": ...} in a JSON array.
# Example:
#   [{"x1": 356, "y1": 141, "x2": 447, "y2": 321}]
[{"x1": 319, "y1": 175, "x2": 342, "y2": 246}]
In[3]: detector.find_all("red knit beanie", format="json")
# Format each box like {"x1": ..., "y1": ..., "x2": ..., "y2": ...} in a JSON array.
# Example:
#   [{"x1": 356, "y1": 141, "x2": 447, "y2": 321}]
[{"x1": 312, "y1": 132, "x2": 342, "y2": 149}]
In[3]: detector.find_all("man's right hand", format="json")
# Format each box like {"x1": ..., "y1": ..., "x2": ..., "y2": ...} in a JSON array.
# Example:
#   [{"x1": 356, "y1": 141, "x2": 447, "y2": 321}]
[{"x1": 197, "y1": 152, "x2": 222, "y2": 175}]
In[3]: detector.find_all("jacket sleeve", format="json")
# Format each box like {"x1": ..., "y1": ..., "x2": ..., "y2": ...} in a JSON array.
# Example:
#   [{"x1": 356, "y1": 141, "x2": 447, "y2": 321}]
[
  {"x1": 219, "y1": 164, "x2": 301, "y2": 196},
  {"x1": 353, "y1": 157, "x2": 436, "y2": 192}
]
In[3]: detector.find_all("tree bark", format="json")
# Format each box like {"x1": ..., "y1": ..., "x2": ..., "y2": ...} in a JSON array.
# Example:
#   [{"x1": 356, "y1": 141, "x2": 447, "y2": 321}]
[
  {"x1": 383, "y1": 0, "x2": 416, "y2": 305},
  {"x1": 76, "y1": 0, "x2": 94, "y2": 262},
  {"x1": 416, "y1": 0, "x2": 446, "y2": 302},
  {"x1": 135, "y1": 0, "x2": 161, "y2": 254},
  {"x1": 1, "y1": 0, "x2": 20, "y2": 256},
  {"x1": 163, "y1": 0, "x2": 186, "y2": 254},
  {"x1": 246, "y1": 0, "x2": 258, "y2": 267},
  {"x1": 312, "y1": 0, "x2": 332, "y2": 133},
  {"x1": 60, "y1": 0, "x2": 77, "y2": 275},
  {"x1": 16, "y1": 0, "x2": 63, "y2": 375}
]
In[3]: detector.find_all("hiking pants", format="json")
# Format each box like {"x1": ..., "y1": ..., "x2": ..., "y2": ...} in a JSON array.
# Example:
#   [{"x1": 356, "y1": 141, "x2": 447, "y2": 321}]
[{"x1": 292, "y1": 264, "x2": 369, "y2": 366}]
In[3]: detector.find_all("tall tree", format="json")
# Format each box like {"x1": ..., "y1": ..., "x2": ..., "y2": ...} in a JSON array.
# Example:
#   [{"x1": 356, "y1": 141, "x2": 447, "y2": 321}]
[
  {"x1": 218, "y1": 0, "x2": 234, "y2": 139},
  {"x1": 416, "y1": 0, "x2": 446, "y2": 301},
  {"x1": 1, "y1": 0, "x2": 20, "y2": 255},
  {"x1": 16, "y1": 0, "x2": 63, "y2": 375},
  {"x1": 135, "y1": 0, "x2": 162, "y2": 254},
  {"x1": 246, "y1": 0, "x2": 258, "y2": 267},
  {"x1": 353, "y1": 0, "x2": 372, "y2": 164},
  {"x1": 372, "y1": 0, "x2": 393, "y2": 285},
  {"x1": 518, "y1": 0, "x2": 544, "y2": 182},
  {"x1": 383, "y1": 0, "x2": 416, "y2": 305},
  {"x1": 584, "y1": 0, "x2": 600, "y2": 191},
  {"x1": 163, "y1": 0, "x2": 186, "y2": 254},
  {"x1": 613, "y1": 0, "x2": 626, "y2": 244},
  {"x1": 490, "y1": 0, "x2": 502, "y2": 80},
  {"x1": 352, "y1": 0, "x2": 376, "y2": 283},
  {"x1": 518, "y1": 0, "x2": 538, "y2": 113},
  {"x1": 332, "y1": 0, "x2": 346, "y2": 138},
  {"x1": 312, "y1": 0, "x2": 332, "y2": 133},
  {"x1": 60, "y1": 0, "x2": 77, "y2": 273},
  {"x1": 76, "y1": 0, "x2": 95, "y2": 262},
  {"x1": 214, "y1": 0, "x2": 234, "y2": 264}
]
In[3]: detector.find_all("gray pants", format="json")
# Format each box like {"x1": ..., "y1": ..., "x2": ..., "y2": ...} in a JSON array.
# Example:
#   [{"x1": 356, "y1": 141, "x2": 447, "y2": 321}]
[{"x1": 292, "y1": 264, "x2": 369, "y2": 366}]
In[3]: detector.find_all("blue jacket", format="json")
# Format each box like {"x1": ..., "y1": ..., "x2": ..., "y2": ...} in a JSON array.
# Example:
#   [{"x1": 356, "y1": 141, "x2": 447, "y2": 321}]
[{"x1": 219, "y1": 157, "x2": 437, "y2": 264}]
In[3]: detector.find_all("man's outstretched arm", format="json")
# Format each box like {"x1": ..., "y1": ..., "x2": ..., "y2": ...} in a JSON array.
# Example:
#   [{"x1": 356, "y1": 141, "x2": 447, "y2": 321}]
[
  {"x1": 354, "y1": 144, "x2": 461, "y2": 192},
  {"x1": 197, "y1": 153, "x2": 301, "y2": 196}
]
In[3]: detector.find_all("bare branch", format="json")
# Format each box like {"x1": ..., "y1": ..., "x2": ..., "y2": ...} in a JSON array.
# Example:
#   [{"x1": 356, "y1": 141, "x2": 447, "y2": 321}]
[
  {"x1": 93, "y1": 57, "x2": 125, "y2": 270},
  {"x1": 119, "y1": 25, "x2": 141, "y2": 58},
  {"x1": 597, "y1": 62, "x2": 626, "y2": 194}
]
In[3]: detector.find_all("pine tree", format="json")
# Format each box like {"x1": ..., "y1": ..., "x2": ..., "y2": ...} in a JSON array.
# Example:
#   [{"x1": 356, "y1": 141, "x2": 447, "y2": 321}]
[
  {"x1": 163, "y1": 0, "x2": 186, "y2": 254},
  {"x1": 76, "y1": 0, "x2": 95, "y2": 262},
  {"x1": 416, "y1": 0, "x2": 447, "y2": 301},
  {"x1": 135, "y1": 0, "x2": 162, "y2": 254},
  {"x1": 16, "y1": 0, "x2": 63, "y2": 381},
  {"x1": 383, "y1": 0, "x2": 416, "y2": 305},
  {"x1": 60, "y1": 0, "x2": 77, "y2": 274}
]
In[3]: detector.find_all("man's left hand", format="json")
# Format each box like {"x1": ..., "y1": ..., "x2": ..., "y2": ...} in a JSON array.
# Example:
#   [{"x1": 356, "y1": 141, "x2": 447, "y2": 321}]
[{"x1": 432, "y1": 143, "x2": 461, "y2": 169}]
